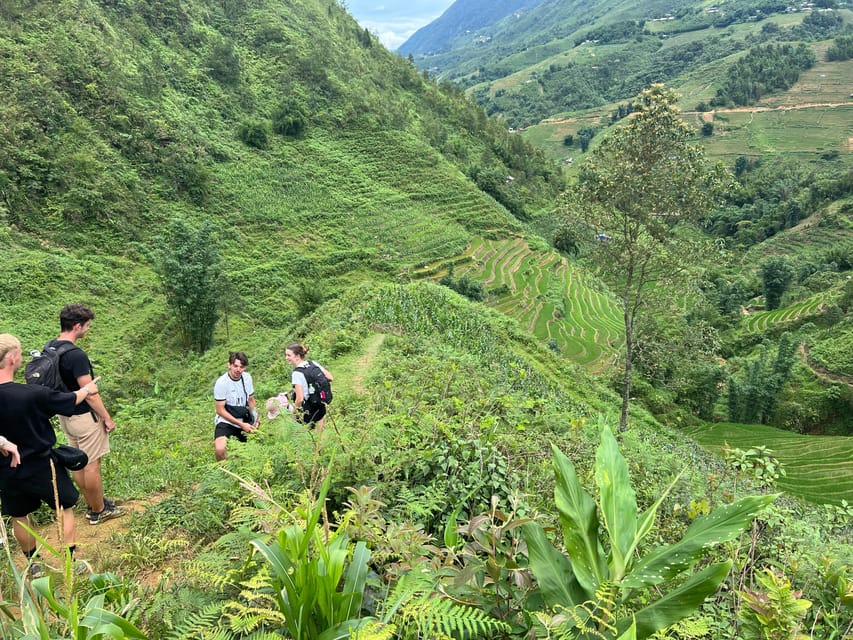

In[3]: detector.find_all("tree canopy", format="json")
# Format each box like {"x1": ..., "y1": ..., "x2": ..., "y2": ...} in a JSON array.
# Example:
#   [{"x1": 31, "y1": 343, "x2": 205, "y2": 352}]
[{"x1": 564, "y1": 84, "x2": 732, "y2": 429}]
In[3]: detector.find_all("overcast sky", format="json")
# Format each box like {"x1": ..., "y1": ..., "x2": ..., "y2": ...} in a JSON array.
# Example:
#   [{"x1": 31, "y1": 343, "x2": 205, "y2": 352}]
[{"x1": 344, "y1": 0, "x2": 456, "y2": 51}]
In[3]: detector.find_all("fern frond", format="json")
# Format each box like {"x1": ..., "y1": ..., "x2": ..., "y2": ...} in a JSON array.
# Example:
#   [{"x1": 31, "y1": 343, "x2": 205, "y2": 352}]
[
  {"x1": 221, "y1": 601, "x2": 286, "y2": 634},
  {"x1": 377, "y1": 564, "x2": 437, "y2": 619},
  {"x1": 244, "y1": 632, "x2": 289, "y2": 640},
  {"x1": 403, "y1": 595, "x2": 511, "y2": 638},
  {"x1": 533, "y1": 584, "x2": 619, "y2": 640},
  {"x1": 183, "y1": 557, "x2": 239, "y2": 592},
  {"x1": 164, "y1": 602, "x2": 227, "y2": 640},
  {"x1": 352, "y1": 620, "x2": 397, "y2": 640},
  {"x1": 650, "y1": 615, "x2": 713, "y2": 639}
]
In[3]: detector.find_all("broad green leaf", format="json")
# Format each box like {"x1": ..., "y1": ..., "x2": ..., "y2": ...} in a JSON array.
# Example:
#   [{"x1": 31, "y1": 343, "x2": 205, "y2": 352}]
[
  {"x1": 443, "y1": 508, "x2": 460, "y2": 549},
  {"x1": 318, "y1": 618, "x2": 371, "y2": 640},
  {"x1": 338, "y1": 541, "x2": 371, "y2": 621},
  {"x1": 621, "y1": 561, "x2": 732, "y2": 639},
  {"x1": 617, "y1": 618, "x2": 637, "y2": 640},
  {"x1": 623, "y1": 495, "x2": 773, "y2": 589},
  {"x1": 552, "y1": 444, "x2": 606, "y2": 593},
  {"x1": 595, "y1": 426, "x2": 637, "y2": 578},
  {"x1": 522, "y1": 521, "x2": 588, "y2": 607}
]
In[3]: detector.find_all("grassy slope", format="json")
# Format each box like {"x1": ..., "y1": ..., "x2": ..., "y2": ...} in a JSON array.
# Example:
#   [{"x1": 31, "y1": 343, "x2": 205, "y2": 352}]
[{"x1": 0, "y1": 0, "x2": 849, "y2": 589}]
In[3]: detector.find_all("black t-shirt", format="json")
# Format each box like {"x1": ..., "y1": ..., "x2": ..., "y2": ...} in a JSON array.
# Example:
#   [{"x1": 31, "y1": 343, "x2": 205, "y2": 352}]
[
  {"x1": 50, "y1": 339, "x2": 93, "y2": 416},
  {"x1": 0, "y1": 381, "x2": 77, "y2": 478}
]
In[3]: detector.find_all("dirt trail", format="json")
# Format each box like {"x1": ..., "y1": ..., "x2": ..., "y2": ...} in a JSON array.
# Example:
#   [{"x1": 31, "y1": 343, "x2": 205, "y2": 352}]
[
  {"x1": 351, "y1": 333, "x2": 385, "y2": 394},
  {"x1": 6, "y1": 496, "x2": 159, "y2": 577}
]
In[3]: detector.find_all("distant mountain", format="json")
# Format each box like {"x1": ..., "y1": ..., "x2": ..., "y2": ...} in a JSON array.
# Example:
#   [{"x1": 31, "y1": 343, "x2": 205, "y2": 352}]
[
  {"x1": 402, "y1": 0, "x2": 853, "y2": 128},
  {"x1": 398, "y1": 0, "x2": 545, "y2": 57}
]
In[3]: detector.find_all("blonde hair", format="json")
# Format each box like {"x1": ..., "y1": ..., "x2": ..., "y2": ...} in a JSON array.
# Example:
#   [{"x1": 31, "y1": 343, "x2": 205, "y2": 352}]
[{"x1": 0, "y1": 334, "x2": 21, "y2": 368}]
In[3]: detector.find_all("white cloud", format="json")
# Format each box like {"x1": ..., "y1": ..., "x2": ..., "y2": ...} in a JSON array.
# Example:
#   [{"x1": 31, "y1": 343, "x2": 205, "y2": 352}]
[
  {"x1": 360, "y1": 18, "x2": 430, "y2": 50},
  {"x1": 346, "y1": 0, "x2": 453, "y2": 50}
]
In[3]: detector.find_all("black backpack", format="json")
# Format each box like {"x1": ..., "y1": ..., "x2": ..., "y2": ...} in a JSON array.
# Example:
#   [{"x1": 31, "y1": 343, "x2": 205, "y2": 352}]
[
  {"x1": 24, "y1": 342, "x2": 78, "y2": 391},
  {"x1": 300, "y1": 361, "x2": 333, "y2": 408}
]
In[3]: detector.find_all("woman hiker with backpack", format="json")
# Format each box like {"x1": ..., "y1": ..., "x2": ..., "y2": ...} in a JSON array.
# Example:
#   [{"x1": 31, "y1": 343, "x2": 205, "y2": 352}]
[{"x1": 284, "y1": 343, "x2": 333, "y2": 432}]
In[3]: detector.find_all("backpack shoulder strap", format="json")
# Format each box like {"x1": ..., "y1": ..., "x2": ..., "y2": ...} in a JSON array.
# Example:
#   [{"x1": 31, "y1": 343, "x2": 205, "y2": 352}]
[
  {"x1": 299, "y1": 362, "x2": 314, "y2": 381},
  {"x1": 44, "y1": 341, "x2": 79, "y2": 357}
]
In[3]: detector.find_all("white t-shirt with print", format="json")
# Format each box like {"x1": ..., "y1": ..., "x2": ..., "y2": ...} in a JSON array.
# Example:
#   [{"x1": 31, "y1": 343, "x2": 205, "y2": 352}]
[{"x1": 213, "y1": 371, "x2": 254, "y2": 426}]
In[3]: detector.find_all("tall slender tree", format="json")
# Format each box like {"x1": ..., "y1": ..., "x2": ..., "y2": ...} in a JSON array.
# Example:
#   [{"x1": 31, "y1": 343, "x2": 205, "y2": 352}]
[
  {"x1": 564, "y1": 85, "x2": 731, "y2": 430},
  {"x1": 153, "y1": 219, "x2": 222, "y2": 353}
]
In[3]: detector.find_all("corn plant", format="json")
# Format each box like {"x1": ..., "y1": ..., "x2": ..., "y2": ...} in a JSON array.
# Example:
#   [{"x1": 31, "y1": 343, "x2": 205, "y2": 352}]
[
  {"x1": 0, "y1": 533, "x2": 147, "y2": 640},
  {"x1": 250, "y1": 473, "x2": 372, "y2": 640},
  {"x1": 523, "y1": 425, "x2": 775, "y2": 639}
]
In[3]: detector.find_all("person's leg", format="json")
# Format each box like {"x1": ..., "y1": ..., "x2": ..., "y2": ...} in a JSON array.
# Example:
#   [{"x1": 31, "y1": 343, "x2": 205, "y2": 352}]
[
  {"x1": 214, "y1": 435, "x2": 228, "y2": 461},
  {"x1": 72, "y1": 457, "x2": 104, "y2": 513},
  {"x1": 12, "y1": 515, "x2": 35, "y2": 555},
  {"x1": 62, "y1": 413, "x2": 110, "y2": 511},
  {"x1": 61, "y1": 507, "x2": 75, "y2": 547}
]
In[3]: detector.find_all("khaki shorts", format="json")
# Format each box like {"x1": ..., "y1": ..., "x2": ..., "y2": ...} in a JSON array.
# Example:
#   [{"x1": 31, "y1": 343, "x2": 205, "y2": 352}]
[{"x1": 59, "y1": 412, "x2": 110, "y2": 464}]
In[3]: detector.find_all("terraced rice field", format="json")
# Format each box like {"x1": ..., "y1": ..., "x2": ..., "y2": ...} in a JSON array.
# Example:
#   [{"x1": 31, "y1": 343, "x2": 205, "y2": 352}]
[
  {"x1": 422, "y1": 237, "x2": 624, "y2": 371},
  {"x1": 684, "y1": 422, "x2": 853, "y2": 506},
  {"x1": 742, "y1": 294, "x2": 825, "y2": 333}
]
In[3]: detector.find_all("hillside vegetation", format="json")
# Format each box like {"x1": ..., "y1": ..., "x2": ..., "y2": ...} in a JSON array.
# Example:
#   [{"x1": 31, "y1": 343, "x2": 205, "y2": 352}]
[{"x1": 0, "y1": 0, "x2": 851, "y2": 638}]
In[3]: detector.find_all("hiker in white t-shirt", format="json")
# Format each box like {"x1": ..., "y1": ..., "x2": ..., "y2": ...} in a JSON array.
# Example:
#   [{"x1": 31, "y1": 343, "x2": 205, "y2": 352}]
[{"x1": 213, "y1": 351, "x2": 258, "y2": 461}]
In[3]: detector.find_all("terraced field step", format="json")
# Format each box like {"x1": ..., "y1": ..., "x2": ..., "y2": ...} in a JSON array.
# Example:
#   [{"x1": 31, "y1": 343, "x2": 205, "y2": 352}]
[
  {"x1": 742, "y1": 294, "x2": 825, "y2": 333},
  {"x1": 684, "y1": 422, "x2": 853, "y2": 506},
  {"x1": 420, "y1": 237, "x2": 624, "y2": 372}
]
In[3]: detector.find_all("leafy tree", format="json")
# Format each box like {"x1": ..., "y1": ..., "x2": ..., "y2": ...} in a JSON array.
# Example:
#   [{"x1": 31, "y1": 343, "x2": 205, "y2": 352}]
[
  {"x1": 237, "y1": 119, "x2": 271, "y2": 149},
  {"x1": 207, "y1": 39, "x2": 241, "y2": 85},
  {"x1": 577, "y1": 126, "x2": 597, "y2": 152},
  {"x1": 760, "y1": 255, "x2": 794, "y2": 310},
  {"x1": 439, "y1": 271, "x2": 485, "y2": 301},
  {"x1": 727, "y1": 332, "x2": 798, "y2": 424},
  {"x1": 153, "y1": 219, "x2": 222, "y2": 353},
  {"x1": 712, "y1": 44, "x2": 815, "y2": 107},
  {"x1": 701, "y1": 121, "x2": 714, "y2": 136},
  {"x1": 826, "y1": 35, "x2": 853, "y2": 61},
  {"x1": 553, "y1": 221, "x2": 583, "y2": 256},
  {"x1": 564, "y1": 84, "x2": 730, "y2": 430}
]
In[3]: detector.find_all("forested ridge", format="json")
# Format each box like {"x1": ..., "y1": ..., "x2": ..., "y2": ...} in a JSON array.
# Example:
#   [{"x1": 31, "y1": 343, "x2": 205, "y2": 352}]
[{"x1": 0, "y1": 0, "x2": 850, "y2": 638}]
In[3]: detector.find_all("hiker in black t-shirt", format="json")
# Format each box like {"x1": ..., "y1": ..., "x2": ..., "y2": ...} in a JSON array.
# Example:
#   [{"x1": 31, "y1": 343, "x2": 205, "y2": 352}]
[
  {"x1": 0, "y1": 334, "x2": 100, "y2": 575},
  {"x1": 52, "y1": 304, "x2": 123, "y2": 525}
]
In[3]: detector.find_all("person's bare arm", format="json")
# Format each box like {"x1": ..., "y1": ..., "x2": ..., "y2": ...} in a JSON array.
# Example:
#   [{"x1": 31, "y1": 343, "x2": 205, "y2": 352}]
[
  {"x1": 215, "y1": 399, "x2": 257, "y2": 433},
  {"x1": 77, "y1": 372, "x2": 115, "y2": 433}
]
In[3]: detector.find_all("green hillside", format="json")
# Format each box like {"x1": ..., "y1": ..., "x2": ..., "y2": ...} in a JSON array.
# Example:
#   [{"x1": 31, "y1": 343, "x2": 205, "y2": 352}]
[{"x1": 1, "y1": 1, "x2": 851, "y2": 638}]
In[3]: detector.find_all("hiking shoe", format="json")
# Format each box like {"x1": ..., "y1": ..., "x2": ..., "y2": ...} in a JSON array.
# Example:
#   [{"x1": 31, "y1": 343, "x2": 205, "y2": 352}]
[
  {"x1": 29, "y1": 562, "x2": 46, "y2": 579},
  {"x1": 86, "y1": 497, "x2": 116, "y2": 521},
  {"x1": 73, "y1": 559, "x2": 93, "y2": 575},
  {"x1": 87, "y1": 502, "x2": 125, "y2": 525}
]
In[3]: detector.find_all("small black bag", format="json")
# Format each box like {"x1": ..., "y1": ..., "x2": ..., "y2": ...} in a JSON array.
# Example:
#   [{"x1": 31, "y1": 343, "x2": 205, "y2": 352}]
[
  {"x1": 52, "y1": 445, "x2": 89, "y2": 471},
  {"x1": 225, "y1": 403, "x2": 252, "y2": 423}
]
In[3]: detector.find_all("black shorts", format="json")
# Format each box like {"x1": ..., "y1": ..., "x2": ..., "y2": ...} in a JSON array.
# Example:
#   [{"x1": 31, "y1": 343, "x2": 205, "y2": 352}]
[
  {"x1": 0, "y1": 457, "x2": 80, "y2": 518},
  {"x1": 214, "y1": 421, "x2": 247, "y2": 442},
  {"x1": 299, "y1": 403, "x2": 327, "y2": 426}
]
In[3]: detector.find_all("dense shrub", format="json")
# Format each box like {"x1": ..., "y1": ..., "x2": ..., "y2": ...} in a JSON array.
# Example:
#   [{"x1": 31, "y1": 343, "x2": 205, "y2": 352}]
[{"x1": 238, "y1": 119, "x2": 271, "y2": 149}]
